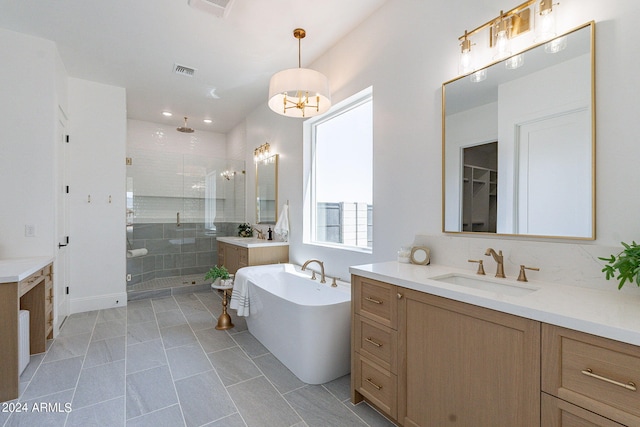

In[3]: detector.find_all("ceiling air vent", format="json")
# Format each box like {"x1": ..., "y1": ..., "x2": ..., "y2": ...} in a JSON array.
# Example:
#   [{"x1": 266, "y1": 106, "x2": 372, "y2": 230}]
[
  {"x1": 188, "y1": 0, "x2": 236, "y2": 18},
  {"x1": 173, "y1": 64, "x2": 196, "y2": 77}
]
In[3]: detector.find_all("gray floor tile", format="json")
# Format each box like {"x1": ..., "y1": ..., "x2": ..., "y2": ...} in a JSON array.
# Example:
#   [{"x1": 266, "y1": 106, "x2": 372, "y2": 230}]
[
  {"x1": 323, "y1": 374, "x2": 352, "y2": 402},
  {"x1": 58, "y1": 316, "x2": 97, "y2": 337},
  {"x1": 127, "y1": 306, "x2": 156, "y2": 324},
  {"x1": 126, "y1": 365, "x2": 178, "y2": 419},
  {"x1": 194, "y1": 328, "x2": 236, "y2": 353},
  {"x1": 68, "y1": 310, "x2": 100, "y2": 321},
  {"x1": 21, "y1": 356, "x2": 83, "y2": 400},
  {"x1": 66, "y1": 396, "x2": 125, "y2": 427},
  {"x1": 84, "y1": 335, "x2": 126, "y2": 368},
  {"x1": 126, "y1": 403, "x2": 185, "y2": 427},
  {"x1": 5, "y1": 389, "x2": 73, "y2": 427},
  {"x1": 156, "y1": 310, "x2": 188, "y2": 329},
  {"x1": 175, "y1": 370, "x2": 236, "y2": 427},
  {"x1": 232, "y1": 331, "x2": 269, "y2": 358},
  {"x1": 43, "y1": 332, "x2": 91, "y2": 363},
  {"x1": 184, "y1": 309, "x2": 217, "y2": 331},
  {"x1": 207, "y1": 347, "x2": 261, "y2": 386},
  {"x1": 227, "y1": 376, "x2": 301, "y2": 427},
  {"x1": 202, "y1": 413, "x2": 246, "y2": 427},
  {"x1": 285, "y1": 385, "x2": 368, "y2": 427},
  {"x1": 151, "y1": 296, "x2": 179, "y2": 313},
  {"x1": 227, "y1": 311, "x2": 248, "y2": 333},
  {"x1": 126, "y1": 338, "x2": 167, "y2": 374},
  {"x1": 97, "y1": 307, "x2": 127, "y2": 323},
  {"x1": 166, "y1": 343, "x2": 212, "y2": 381},
  {"x1": 160, "y1": 324, "x2": 198, "y2": 349},
  {"x1": 92, "y1": 318, "x2": 127, "y2": 342},
  {"x1": 127, "y1": 320, "x2": 160, "y2": 345},
  {"x1": 73, "y1": 360, "x2": 125, "y2": 409},
  {"x1": 349, "y1": 402, "x2": 397, "y2": 427},
  {"x1": 127, "y1": 299, "x2": 152, "y2": 310},
  {"x1": 253, "y1": 353, "x2": 306, "y2": 394}
]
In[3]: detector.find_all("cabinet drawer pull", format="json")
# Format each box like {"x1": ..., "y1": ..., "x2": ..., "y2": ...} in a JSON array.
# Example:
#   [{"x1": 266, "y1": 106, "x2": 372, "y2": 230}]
[
  {"x1": 581, "y1": 368, "x2": 637, "y2": 391},
  {"x1": 365, "y1": 378, "x2": 382, "y2": 390},
  {"x1": 365, "y1": 296, "x2": 383, "y2": 304},
  {"x1": 397, "y1": 293, "x2": 403, "y2": 299},
  {"x1": 365, "y1": 337, "x2": 383, "y2": 347}
]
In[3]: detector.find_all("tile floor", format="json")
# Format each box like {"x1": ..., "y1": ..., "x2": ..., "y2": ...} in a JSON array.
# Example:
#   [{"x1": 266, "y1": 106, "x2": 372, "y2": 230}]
[{"x1": 1, "y1": 290, "x2": 395, "y2": 427}]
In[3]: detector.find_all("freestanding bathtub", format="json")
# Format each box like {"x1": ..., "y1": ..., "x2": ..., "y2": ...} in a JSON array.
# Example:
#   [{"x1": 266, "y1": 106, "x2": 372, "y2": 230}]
[{"x1": 234, "y1": 263, "x2": 351, "y2": 384}]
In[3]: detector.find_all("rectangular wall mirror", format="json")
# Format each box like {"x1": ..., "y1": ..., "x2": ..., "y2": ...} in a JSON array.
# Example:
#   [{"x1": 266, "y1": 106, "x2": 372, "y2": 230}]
[
  {"x1": 442, "y1": 22, "x2": 595, "y2": 239},
  {"x1": 256, "y1": 154, "x2": 278, "y2": 224}
]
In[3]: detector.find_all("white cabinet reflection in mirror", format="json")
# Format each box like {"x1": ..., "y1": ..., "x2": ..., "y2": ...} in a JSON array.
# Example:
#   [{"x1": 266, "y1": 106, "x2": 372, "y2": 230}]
[{"x1": 443, "y1": 22, "x2": 595, "y2": 239}]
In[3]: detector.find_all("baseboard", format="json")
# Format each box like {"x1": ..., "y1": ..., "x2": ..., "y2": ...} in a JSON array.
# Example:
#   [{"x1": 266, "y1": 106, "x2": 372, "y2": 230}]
[{"x1": 70, "y1": 292, "x2": 127, "y2": 314}]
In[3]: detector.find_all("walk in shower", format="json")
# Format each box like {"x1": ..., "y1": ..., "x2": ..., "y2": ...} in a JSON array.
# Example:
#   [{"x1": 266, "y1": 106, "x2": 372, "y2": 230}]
[{"x1": 126, "y1": 152, "x2": 245, "y2": 300}]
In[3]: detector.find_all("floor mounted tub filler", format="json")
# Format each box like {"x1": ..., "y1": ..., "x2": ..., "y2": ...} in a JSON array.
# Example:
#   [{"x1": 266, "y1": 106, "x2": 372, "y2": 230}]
[{"x1": 230, "y1": 263, "x2": 351, "y2": 384}]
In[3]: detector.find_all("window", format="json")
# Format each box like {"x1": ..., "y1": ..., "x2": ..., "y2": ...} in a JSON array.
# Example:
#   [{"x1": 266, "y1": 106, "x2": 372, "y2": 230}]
[{"x1": 304, "y1": 87, "x2": 373, "y2": 251}]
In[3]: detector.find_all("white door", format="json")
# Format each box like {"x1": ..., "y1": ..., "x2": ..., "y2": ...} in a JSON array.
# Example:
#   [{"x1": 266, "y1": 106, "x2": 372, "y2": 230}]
[
  {"x1": 56, "y1": 107, "x2": 70, "y2": 329},
  {"x1": 516, "y1": 108, "x2": 591, "y2": 236}
]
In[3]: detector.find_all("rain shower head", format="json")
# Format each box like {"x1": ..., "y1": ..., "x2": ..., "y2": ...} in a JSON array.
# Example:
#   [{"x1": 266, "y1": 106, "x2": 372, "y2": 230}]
[{"x1": 177, "y1": 117, "x2": 195, "y2": 133}]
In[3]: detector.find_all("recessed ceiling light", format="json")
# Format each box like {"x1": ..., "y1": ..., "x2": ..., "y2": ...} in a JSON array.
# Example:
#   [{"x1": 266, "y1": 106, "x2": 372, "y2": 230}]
[
  {"x1": 203, "y1": 119, "x2": 213, "y2": 124},
  {"x1": 162, "y1": 111, "x2": 173, "y2": 117}
]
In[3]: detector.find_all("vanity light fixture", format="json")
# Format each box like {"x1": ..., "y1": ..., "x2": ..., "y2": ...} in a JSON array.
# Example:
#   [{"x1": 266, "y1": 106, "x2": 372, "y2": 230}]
[
  {"x1": 221, "y1": 170, "x2": 236, "y2": 180},
  {"x1": 268, "y1": 28, "x2": 331, "y2": 118},
  {"x1": 456, "y1": 0, "x2": 564, "y2": 77},
  {"x1": 253, "y1": 142, "x2": 272, "y2": 163},
  {"x1": 459, "y1": 31, "x2": 474, "y2": 75},
  {"x1": 493, "y1": 11, "x2": 513, "y2": 60},
  {"x1": 534, "y1": 0, "x2": 558, "y2": 42}
]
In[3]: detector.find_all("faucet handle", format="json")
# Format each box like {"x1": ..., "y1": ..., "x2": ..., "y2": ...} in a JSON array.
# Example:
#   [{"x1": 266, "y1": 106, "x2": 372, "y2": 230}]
[
  {"x1": 468, "y1": 259, "x2": 485, "y2": 275},
  {"x1": 331, "y1": 277, "x2": 338, "y2": 287},
  {"x1": 517, "y1": 265, "x2": 540, "y2": 282}
]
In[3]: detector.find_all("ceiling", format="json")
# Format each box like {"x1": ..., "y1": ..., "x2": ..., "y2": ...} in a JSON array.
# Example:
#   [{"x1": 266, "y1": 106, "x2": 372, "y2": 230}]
[{"x1": 0, "y1": 0, "x2": 387, "y2": 133}]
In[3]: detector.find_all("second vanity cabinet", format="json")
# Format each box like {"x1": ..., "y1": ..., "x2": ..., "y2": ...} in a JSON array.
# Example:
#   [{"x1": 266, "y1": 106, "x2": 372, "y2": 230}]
[
  {"x1": 217, "y1": 240, "x2": 288, "y2": 274},
  {"x1": 352, "y1": 271, "x2": 640, "y2": 426},
  {"x1": 351, "y1": 275, "x2": 540, "y2": 426}
]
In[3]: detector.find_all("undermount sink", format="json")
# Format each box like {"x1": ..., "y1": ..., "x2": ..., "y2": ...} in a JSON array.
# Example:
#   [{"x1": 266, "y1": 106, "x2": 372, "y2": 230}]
[{"x1": 430, "y1": 273, "x2": 539, "y2": 297}]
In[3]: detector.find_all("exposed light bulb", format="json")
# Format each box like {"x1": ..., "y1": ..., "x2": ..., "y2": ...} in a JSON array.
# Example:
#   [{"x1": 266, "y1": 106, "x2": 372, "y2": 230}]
[
  {"x1": 459, "y1": 33, "x2": 473, "y2": 75},
  {"x1": 535, "y1": 0, "x2": 557, "y2": 42},
  {"x1": 494, "y1": 29, "x2": 511, "y2": 60}
]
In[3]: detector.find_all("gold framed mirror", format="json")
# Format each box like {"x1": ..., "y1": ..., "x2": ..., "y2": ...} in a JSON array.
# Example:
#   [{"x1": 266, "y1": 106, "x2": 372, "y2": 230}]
[
  {"x1": 256, "y1": 154, "x2": 278, "y2": 224},
  {"x1": 442, "y1": 22, "x2": 595, "y2": 239}
]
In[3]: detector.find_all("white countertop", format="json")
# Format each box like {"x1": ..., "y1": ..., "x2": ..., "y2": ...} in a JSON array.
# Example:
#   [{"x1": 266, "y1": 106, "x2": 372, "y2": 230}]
[
  {"x1": 0, "y1": 257, "x2": 54, "y2": 283},
  {"x1": 350, "y1": 261, "x2": 640, "y2": 347},
  {"x1": 217, "y1": 236, "x2": 289, "y2": 249}
]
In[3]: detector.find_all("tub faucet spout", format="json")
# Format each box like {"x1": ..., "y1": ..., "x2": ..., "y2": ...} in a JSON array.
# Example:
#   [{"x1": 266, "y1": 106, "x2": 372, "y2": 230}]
[
  {"x1": 301, "y1": 259, "x2": 326, "y2": 284},
  {"x1": 484, "y1": 248, "x2": 506, "y2": 278}
]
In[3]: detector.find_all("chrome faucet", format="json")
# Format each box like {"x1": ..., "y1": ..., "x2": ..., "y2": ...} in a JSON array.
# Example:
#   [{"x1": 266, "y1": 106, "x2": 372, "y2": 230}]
[
  {"x1": 301, "y1": 259, "x2": 326, "y2": 283},
  {"x1": 484, "y1": 248, "x2": 506, "y2": 278}
]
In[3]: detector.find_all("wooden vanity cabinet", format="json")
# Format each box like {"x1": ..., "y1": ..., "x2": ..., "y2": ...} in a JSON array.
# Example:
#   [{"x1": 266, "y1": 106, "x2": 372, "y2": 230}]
[
  {"x1": 217, "y1": 241, "x2": 288, "y2": 274},
  {"x1": 542, "y1": 324, "x2": 640, "y2": 426},
  {"x1": 351, "y1": 275, "x2": 541, "y2": 426}
]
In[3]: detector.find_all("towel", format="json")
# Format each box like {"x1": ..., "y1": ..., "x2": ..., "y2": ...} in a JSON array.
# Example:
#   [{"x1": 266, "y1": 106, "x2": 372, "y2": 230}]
[
  {"x1": 229, "y1": 269, "x2": 251, "y2": 316},
  {"x1": 274, "y1": 203, "x2": 289, "y2": 241},
  {"x1": 127, "y1": 248, "x2": 148, "y2": 258}
]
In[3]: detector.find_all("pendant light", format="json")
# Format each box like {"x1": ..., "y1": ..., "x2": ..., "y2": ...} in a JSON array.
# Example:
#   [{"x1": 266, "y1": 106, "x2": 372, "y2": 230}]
[{"x1": 268, "y1": 28, "x2": 331, "y2": 118}]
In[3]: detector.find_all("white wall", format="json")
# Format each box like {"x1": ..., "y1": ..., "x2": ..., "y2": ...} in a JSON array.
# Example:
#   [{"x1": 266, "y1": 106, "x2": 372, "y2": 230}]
[
  {"x1": 0, "y1": 29, "x2": 60, "y2": 258},
  {"x1": 235, "y1": 0, "x2": 640, "y2": 292},
  {"x1": 68, "y1": 78, "x2": 127, "y2": 312}
]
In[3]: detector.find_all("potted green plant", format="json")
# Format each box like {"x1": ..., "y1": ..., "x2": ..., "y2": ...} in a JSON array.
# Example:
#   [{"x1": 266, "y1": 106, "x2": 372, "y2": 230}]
[
  {"x1": 238, "y1": 223, "x2": 253, "y2": 237},
  {"x1": 599, "y1": 241, "x2": 640, "y2": 289},
  {"x1": 205, "y1": 265, "x2": 232, "y2": 287}
]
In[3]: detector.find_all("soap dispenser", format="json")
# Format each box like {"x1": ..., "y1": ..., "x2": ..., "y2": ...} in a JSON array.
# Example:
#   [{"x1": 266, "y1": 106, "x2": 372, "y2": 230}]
[{"x1": 267, "y1": 227, "x2": 273, "y2": 240}]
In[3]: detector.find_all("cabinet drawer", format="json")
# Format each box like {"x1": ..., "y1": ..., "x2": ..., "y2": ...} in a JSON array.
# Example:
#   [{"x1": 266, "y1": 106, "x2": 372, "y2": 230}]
[
  {"x1": 541, "y1": 393, "x2": 624, "y2": 427},
  {"x1": 353, "y1": 276, "x2": 397, "y2": 328},
  {"x1": 355, "y1": 354, "x2": 397, "y2": 419},
  {"x1": 354, "y1": 314, "x2": 397, "y2": 373},
  {"x1": 238, "y1": 248, "x2": 248, "y2": 266},
  {"x1": 542, "y1": 324, "x2": 640, "y2": 425},
  {"x1": 19, "y1": 268, "x2": 46, "y2": 296}
]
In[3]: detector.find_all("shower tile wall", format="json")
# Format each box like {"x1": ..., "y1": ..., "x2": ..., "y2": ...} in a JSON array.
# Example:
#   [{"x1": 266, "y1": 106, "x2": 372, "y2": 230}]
[{"x1": 126, "y1": 222, "x2": 240, "y2": 287}]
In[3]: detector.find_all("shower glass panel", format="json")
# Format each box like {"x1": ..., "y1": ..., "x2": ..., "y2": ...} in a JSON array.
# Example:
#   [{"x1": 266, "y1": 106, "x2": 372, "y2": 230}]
[{"x1": 126, "y1": 153, "x2": 245, "y2": 294}]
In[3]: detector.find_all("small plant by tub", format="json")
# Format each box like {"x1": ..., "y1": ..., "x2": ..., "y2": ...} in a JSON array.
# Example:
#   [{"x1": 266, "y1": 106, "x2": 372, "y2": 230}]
[
  {"x1": 237, "y1": 223, "x2": 253, "y2": 237},
  {"x1": 205, "y1": 265, "x2": 233, "y2": 288},
  {"x1": 599, "y1": 241, "x2": 640, "y2": 289}
]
